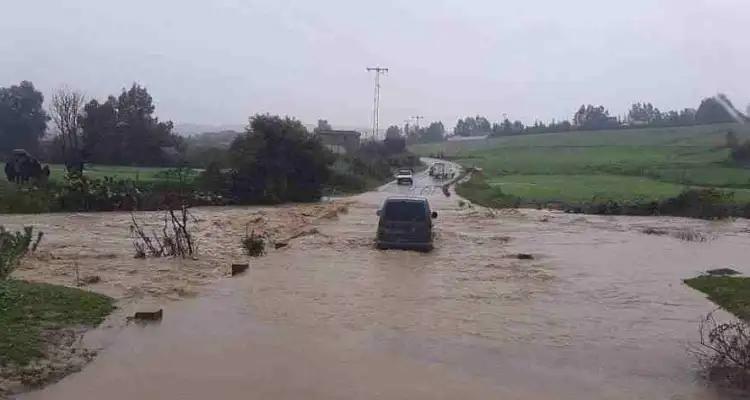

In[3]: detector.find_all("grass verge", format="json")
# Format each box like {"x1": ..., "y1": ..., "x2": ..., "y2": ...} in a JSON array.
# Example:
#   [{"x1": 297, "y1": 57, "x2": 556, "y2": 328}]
[
  {"x1": 456, "y1": 173, "x2": 520, "y2": 208},
  {"x1": 0, "y1": 280, "x2": 115, "y2": 366},
  {"x1": 684, "y1": 276, "x2": 750, "y2": 321}
]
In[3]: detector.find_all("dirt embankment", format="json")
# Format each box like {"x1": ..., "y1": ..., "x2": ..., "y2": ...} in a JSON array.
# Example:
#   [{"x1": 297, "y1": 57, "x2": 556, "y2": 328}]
[{"x1": 1, "y1": 201, "x2": 352, "y2": 398}]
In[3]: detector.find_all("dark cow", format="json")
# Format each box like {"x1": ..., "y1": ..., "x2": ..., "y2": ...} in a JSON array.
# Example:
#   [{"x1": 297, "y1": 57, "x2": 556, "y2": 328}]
[{"x1": 4, "y1": 149, "x2": 50, "y2": 184}]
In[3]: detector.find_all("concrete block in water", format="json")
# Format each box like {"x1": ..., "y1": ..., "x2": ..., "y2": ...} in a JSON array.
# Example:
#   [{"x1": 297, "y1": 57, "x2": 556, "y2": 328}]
[{"x1": 231, "y1": 263, "x2": 249, "y2": 276}]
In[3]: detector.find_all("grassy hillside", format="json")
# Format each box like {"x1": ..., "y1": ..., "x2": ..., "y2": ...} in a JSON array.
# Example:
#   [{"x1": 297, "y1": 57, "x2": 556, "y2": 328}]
[{"x1": 413, "y1": 123, "x2": 750, "y2": 204}]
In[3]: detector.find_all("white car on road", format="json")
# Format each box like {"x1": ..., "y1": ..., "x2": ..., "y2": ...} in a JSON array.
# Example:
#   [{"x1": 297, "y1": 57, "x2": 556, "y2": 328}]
[{"x1": 395, "y1": 168, "x2": 414, "y2": 185}]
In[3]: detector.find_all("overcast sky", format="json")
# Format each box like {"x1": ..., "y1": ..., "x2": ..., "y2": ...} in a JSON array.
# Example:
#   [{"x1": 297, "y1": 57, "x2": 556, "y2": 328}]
[{"x1": 1, "y1": 0, "x2": 748, "y2": 130}]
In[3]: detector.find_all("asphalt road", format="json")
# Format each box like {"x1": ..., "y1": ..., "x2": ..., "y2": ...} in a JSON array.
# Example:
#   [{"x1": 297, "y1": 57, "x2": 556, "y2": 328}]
[{"x1": 377, "y1": 157, "x2": 461, "y2": 198}]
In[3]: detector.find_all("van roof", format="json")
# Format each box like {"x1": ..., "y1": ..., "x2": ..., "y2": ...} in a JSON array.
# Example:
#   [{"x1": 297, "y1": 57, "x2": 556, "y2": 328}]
[{"x1": 384, "y1": 196, "x2": 429, "y2": 203}]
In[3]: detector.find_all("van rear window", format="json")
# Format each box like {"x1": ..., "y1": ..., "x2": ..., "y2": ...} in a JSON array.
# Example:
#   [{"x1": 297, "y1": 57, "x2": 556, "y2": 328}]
[{"x1": 383, "y1": 201, "x2": 427, "y2": 221}]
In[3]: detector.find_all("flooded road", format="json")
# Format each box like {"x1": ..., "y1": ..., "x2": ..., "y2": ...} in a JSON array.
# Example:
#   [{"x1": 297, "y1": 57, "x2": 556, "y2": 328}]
[{"x1": 14, "y1": 162, "x2": 750, "y2": 399}]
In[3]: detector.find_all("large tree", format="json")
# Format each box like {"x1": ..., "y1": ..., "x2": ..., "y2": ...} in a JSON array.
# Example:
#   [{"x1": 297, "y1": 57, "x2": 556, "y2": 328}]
[
  {"x1": 0, "y1": 81, "x2": 48, "y2": 156},
  {"x1": 573, "y1": 105, "x2": 619, "y2": 130},
  {"x1": 421, "y1": 121, "x2": 445, "y2": 143},
  {"x1": 384, "y1": 125, "x2": 405, "y2": 153},
  {"x1": 81, "y1": 97, "x2": 119, "y2": 164},
  {"x1": 49, "y1": 86, "x2": 86, "y2": 172},
  {"x1": 81, "y1": 84, "x2": 180, "y2": 165},
  {"x1": 229, "y1": 114, "x2": 333, "y2": 203}
]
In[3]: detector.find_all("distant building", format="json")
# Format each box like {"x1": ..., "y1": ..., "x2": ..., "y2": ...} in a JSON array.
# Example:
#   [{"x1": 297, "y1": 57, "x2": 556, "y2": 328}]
[{"x1": 316, "y1": 130, "x2": 361, "y2": 154}]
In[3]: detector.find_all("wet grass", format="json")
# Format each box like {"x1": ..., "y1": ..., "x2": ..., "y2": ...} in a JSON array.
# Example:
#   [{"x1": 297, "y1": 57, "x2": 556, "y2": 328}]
[
  {"x1": 46, "y1": 164, "x2": 176, "y2": 183},
  {"x1": 0, "y1": 280, "x2": 114, "y2": 366},
  {"x1": 412, "y1": 123, "x2": 750, "y2": 206},
  {"x1": 684, "y1": 276, "x2": 750, "y2": 321},
  {"x1": 455, "y1": 173, "x2": 519, "y2": 209},
  {"x1": 485, "y1": 174, "x2": 687, "y2": 203}
]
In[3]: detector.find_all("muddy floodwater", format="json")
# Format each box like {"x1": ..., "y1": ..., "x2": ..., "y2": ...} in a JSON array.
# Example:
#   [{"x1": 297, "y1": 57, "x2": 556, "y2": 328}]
[{"x1": 9, "y1": 165, "x2": 750, "y2": 399}]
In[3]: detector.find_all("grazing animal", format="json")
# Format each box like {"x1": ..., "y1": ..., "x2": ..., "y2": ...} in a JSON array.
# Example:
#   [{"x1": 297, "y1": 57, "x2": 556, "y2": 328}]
[{"x1": 4, "y1": 149, "x2": 50, "y2": 184}]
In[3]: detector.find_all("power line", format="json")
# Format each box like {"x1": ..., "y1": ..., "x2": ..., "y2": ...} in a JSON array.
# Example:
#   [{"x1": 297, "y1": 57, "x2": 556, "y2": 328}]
[{"x1": 366, "y1": 66, "x2": 388, "y2": 139}]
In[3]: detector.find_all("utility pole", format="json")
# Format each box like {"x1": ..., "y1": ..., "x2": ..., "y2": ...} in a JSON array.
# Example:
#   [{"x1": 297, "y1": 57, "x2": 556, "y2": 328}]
[{"x1": 366, "y1": 66, "x2": 388, "y2": 139}]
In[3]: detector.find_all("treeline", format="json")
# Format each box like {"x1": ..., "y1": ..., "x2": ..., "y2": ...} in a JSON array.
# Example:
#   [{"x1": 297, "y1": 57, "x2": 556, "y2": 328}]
[
  {"x1": 0, "y1": 81, "x2": 183, "y2": 169},
  {"x1": 0, "y1": 80, "x2": 419, "y2": 212},
  {"x1": 381, "y1": 122, "x2": 446, "y2": 147},
  {"x1": 452, "y1": 94, "x2": 748, "y2": 138}
]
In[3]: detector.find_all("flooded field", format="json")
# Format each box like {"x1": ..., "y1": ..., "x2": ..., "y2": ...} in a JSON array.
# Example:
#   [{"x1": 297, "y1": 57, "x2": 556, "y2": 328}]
[{"x1": 8, "y1": 167, "x2": 750, "y2": 399}]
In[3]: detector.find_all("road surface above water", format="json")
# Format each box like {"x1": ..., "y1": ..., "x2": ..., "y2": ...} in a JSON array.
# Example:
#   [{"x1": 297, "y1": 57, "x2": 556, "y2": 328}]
[{"x1": 20, "y1": 160, "x2": 750, "y2": 399}]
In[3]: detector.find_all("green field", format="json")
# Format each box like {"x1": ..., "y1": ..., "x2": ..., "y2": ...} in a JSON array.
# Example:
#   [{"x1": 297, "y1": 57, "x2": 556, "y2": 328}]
[
  {"x1": 412, "y1": 123, "x2": 750, "y2": 204},
  {"x1": 46, "y1": 164, "x2": 182, "y2": 183}
]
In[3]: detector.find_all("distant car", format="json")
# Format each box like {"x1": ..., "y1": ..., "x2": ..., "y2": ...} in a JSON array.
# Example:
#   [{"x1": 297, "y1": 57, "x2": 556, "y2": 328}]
[
  {"x1": 429, "y1": 162, "x2": 449, "y2": 179},
  {"x1": 376, "y1": 196, "x2": 437, "y2": 251},
  {"x1": 395, "y1": 168, "x2": 414, "y2": 185}
]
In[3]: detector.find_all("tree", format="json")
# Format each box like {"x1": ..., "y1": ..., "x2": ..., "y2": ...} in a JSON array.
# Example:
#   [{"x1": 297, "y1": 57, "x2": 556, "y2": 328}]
[
  {"x1": 696, "y1": 96, "x2": 736, "y2": 124},
  {"x1": 0, "y1": 81, "x2": 48, "y2": 156},
  {"x1": 628, "y1": 102, "x2": 662, "y2": 125},
  {"x1": 454, "y1": 116, "x2": 491, "y2": 136},
  {"x1": 385, "y1": 125, "x2": 401, "y2": 140},
  {"x1": 573, "y1": 105, "x2": 619, "y2": 130},
  {"x1": 229, "y1": 114, "x2": 333, "y2": 203},
  {"x1": 80, "y1": 84, "x2": 180, "y2": 166},
  {"x1": 421, "y1": 121, "x2": 445, "y2": 143},
  {"x1": 117, "y1": 84, "x2": 177, "y2": 165},
  {"x1": 81, "y1": 97, "x2": 119, "y2": 164},
  {"x1": 314, "y1": 119, "x2": 332, "y2": 133},
  {"x1": 50, "y1": 87, "x2": 86, "y2": 172},
  {"x1": 383, "y1": 125, "x2": 405, "y2": 153}
]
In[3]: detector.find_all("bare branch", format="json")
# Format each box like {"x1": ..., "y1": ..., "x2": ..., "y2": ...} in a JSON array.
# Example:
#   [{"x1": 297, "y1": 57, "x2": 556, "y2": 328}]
[{"x1": 49, "y1": 86, "x2": 85, "y2": 171}]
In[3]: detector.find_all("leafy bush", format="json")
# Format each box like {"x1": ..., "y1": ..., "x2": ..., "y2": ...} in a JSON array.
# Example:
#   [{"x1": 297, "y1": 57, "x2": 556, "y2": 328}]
[
  {"x1": 229, "y1": 115, "x2": 333, "y2": 203},
  {"x1": 242, "y1": 230, "x2": 265, "y2": 257},
  {"x1": 55, "y1": 172, "x2": 143, "y2": 211},
  {"x1": 0, "y1": 226, "x2": 42, "y2": 280},
  {"x1": 0, "y1": 183, "x2": 51, "y2": 213}
]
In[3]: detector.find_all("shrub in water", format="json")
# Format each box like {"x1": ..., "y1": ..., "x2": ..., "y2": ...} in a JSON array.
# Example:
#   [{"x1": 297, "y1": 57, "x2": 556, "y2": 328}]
[{"x1": 242, "y1": 230, "x2": 265, "y2": 257}]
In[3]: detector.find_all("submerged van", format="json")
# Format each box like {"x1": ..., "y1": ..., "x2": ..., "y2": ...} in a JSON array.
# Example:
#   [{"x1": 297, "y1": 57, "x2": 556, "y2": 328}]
[{"x1": 376, "y1": 197, "x2": 437, "y2": 251}]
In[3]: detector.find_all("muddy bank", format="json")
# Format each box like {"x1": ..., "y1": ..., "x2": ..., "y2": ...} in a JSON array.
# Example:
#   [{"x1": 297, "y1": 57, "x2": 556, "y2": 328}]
[{"x1": 0, "y1": 327, "x2": 96, "y2": 399}]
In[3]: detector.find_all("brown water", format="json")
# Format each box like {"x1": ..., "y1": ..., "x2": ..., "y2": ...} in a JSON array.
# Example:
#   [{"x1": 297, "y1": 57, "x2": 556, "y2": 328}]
[{"x1": 14, "y1": 165, "x2": 750, "y2": 399}]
